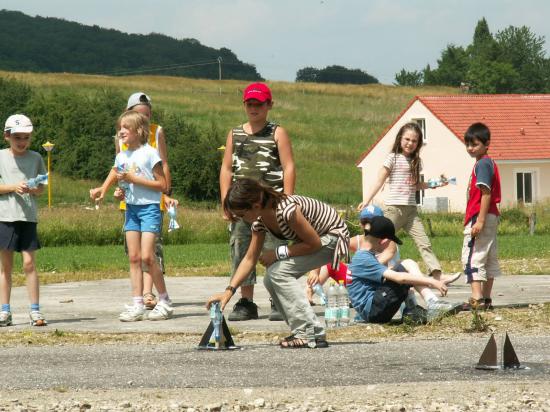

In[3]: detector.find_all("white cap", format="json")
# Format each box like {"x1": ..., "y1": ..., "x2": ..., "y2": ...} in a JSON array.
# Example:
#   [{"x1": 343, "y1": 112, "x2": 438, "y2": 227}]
[
  {"x1": 126, "y1": 92, "x2": 152, "y2": 110},
  {"x1": 4, "y1": 114, "x2": 33, "y2": 134}
]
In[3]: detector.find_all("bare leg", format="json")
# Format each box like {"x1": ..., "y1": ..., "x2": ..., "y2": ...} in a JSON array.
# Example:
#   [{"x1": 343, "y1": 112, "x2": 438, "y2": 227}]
[
  {"x1": 471, "y1": 280, "x2": 483, "y2": 300},
  {"x1": 0, "y1": 251, "x2": 14, "y2": 305},
  {"x1": 400, "y1": 259, "x2": 437, "y2": 303},
  {"x1": 141, "y1": 232, "x2": 167, "y2": 297},
  {"x1": 483, "y1": 278, "x2": 494, "y2": 299},
  {"x1": 143, "y1": 271, "x2": 154, "y2": 296},
  {"x1": 240, "y1": 284, "x2": 254, "y2": 301},
  {"x1": 125, "y1": 231, "x2": 144, "y2": 298},
  {"x1": 21, "y1": 251, "x2": 39, "y2": 305}
]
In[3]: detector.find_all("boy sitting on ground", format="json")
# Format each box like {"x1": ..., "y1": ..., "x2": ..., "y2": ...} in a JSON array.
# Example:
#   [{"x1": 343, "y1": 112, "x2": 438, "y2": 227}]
[{"x1": 348, "y1": 216, "x2": 461, "y2": 324}]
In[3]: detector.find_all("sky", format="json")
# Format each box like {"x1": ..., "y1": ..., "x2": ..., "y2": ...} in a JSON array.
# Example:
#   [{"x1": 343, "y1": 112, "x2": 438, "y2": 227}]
[{"x1": 3, "y1": 0, "x2": 550, "y2": 84}]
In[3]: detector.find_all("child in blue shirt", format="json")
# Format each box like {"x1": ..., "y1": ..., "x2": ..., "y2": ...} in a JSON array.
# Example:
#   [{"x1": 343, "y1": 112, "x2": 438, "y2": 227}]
[{"x1": 349, "y1": 216, "x2": 461, "y2": 323}]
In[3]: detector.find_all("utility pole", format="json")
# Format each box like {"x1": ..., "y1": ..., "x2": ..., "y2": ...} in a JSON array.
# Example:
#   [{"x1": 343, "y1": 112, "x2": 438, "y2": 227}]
[{"x1": 218, "y1": 56, "x2": 222, "y2": 95}]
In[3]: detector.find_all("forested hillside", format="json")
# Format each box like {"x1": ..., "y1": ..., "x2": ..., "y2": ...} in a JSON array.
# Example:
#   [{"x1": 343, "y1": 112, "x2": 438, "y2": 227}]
[{"x1": 0, "y1": 10, "x2": 262, "y2": 80}]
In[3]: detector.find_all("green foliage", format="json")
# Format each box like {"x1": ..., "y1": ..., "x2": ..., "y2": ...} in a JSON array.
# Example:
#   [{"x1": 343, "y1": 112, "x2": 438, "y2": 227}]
[
  {"x1": 163, "y1": 114, "x2": 224, "y2": 201},
  {"x1": 0, "y1": 10, "x2": 261, "y2": 81},
  {"x1": 0, "y1": 81, "x2": 224, "y2": 201},
  {"x1": 394, "y1": 69, "x2": 423, "y2": 86},
  {"x1": 495, "y1": 26, "x2": 550, "y2": 93},
  {"x1": 296, "y1": 65, "x2": 379, "y2": 85},
  {"x1": 24, "y1": 88, "x2": 125, "y2": 180},
  {"x1": 424, "y1": 45, "x2": 469, "y2": 87},
  {"x1": 467, "y1": 59, "x2": 519, "y2": 93},
  {"x1": 398, "y1": 17, "x2": 550, "y2": 93},
  {"x1": 0, "y1": 76, "x2": 33, "y2": 123}
]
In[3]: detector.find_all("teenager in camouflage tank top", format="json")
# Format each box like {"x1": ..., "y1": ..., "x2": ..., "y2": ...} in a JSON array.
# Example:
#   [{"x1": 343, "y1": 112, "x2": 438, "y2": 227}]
[{"x1": 219, "y1": 83, "x2": 295, "y2": 321}]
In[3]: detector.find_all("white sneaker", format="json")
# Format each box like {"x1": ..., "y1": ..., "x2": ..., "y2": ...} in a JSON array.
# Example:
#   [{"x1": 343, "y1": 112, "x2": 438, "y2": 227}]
[
  {"x1": 119, "y1": 305, "x2": 145, "y2": 322},
  {"x1": 427, "y1": 300, "x2": 462, "y2": 321},
  {"x1": 29, "y1": 310, "x2": 47, "y2": 326},
  {"x1": 147, "y1": 300, "x2": 174, "y2": 321},
  {"x1": 0, "y1": 311, "x2": 12, "y2": 327}
]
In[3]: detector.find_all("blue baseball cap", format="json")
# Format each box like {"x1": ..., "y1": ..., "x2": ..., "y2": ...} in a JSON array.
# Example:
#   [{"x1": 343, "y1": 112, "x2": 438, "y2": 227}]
[{"x1": 359, "y1": 205, "x2": 384, "y2": 221}]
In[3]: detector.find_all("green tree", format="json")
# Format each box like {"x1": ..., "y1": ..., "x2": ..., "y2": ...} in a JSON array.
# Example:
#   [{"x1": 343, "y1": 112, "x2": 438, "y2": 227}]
[
  {"x1": 394, "y1": 69, "x2": 423, "y2": 86},
  {"x1": 495, "y1": 26, "x2": 549, "y2": 92},
  {"x1": 296, "y1": 65, "x2": 378, "y2": 85},
  {"x1": 296, "y1": 67, "x2": 320, "y2": 82},
  {"x1": 423, "y1": 45, "x2": 468, "y2": 86},
  {"x1": 467, "y1": 59, "x2": 519, "y2": 93},
  {"x1": 0, "y1": 10, "x2": 262, "y2": 81},
  {"x1": 0, "y1": 76, "x2": 33, "y2": 125},
  {"x1": 165, "y1": 115, "x2": 223, "y2": 201},
  {"x1": 24, "y1": 88, "x2": 125, "y2": 180}
]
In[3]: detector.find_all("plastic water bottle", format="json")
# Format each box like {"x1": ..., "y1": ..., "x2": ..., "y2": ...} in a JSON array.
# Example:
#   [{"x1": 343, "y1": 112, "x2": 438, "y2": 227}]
[
  {"x1": 312, "y1": 283, "x2": 327, "y2": 306},
  {"x1": 117, "y1": 164, "x2": 130, "y2": 190},
  {"x1": 27, "y1": 173, "x2": 48, "y2": 189},
  {"x1": 337, "y1": 280, "x2": 351, "y2": 327},
  {"x1": 325, "y1": 282, "x2": 338, "y2": 329},
  {"x1": 209, "y1": 302, "x2": 222, "y2": 347}
]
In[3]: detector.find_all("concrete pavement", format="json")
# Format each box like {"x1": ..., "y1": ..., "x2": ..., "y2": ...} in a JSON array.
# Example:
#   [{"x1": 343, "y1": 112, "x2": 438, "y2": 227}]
[{"x1": 1, "y1": 274, "x2": 549, "y2": 333}]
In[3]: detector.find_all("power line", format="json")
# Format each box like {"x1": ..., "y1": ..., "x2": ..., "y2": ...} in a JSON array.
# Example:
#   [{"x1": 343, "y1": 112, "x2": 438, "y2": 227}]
[{"x1": 95, "y1": 59, "x2": 221, "y2": 76}]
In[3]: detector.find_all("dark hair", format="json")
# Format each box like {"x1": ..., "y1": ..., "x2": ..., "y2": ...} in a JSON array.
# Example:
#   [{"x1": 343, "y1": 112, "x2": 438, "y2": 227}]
[
  {"x1": 464, "y1": 122, "x2": 491, "y2": 145},
  {"x1": 391, "y1": 122, "x2": 423, "y2": 184},
  {"x1": 223, "y1": 178, "x2": 286, "y2": 222}
]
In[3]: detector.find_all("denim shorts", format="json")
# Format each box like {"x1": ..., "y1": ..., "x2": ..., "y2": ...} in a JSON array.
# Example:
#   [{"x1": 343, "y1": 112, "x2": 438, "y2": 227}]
[{"x1": 124, "y1": 204, "x2": 161, "y2": 233}]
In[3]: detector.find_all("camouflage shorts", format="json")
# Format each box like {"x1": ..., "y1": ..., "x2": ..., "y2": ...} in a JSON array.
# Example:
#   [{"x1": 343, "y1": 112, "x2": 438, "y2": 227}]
[{"x1": 229, "y1": 220, "x2": 287, "y2": 286}]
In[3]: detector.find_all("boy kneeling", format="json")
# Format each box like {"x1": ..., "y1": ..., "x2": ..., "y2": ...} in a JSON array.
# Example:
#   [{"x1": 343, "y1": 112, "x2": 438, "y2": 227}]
[{"x1": 349, "y1": 216, "x2": 461, "y2": 324}]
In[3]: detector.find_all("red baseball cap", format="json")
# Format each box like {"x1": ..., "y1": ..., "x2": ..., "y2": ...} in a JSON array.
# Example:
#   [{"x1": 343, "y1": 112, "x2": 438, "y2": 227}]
[{"x1": 243, "y1": 83, "x2": 272, "y2": 102}]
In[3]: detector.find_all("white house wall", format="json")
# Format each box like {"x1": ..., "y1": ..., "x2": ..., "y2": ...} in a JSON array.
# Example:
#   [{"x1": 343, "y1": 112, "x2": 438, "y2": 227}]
[
  {"x1": 359, "y1": 100, "x2": 473, "y2": 213},
  {"x1": 498, "y1": 161, "x2": 550, "y2": 208}
]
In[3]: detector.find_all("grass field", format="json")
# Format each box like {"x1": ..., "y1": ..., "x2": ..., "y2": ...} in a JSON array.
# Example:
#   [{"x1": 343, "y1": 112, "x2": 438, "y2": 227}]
[
  {"x1": 2, "y1": 70, "x2": 458, "y2": 204},
  {"x1": 7, "y1": 234, "x2": 549, "y2": 288},
  {"x1": 1, "y1": 70, "x2": 549, "y2": 279}
]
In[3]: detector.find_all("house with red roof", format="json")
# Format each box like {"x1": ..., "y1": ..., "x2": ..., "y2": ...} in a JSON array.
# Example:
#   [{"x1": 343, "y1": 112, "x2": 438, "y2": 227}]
[{"x1": 356, "y1": 94, "x2": 550, "y2": 212}]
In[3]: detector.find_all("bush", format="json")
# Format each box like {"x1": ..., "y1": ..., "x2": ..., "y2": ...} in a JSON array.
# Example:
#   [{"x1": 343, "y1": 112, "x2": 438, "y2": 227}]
[
  {"x1": 24, "y1": 88, "x2": 125, "y2": 180},
  {"x1": 20, "y1": 87, "x2": 224, "y2": 202},
  {"x1": 163, "y1": 113, "x2": 223, "y2": 201},
  {"x1": 0, "y1": 76, "x2": 33, "y2": 124}
]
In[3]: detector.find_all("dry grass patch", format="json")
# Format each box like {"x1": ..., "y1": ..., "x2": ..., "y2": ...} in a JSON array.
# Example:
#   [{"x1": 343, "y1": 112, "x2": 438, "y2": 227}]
[
  {"x1": 0, "y1": 305, "x2": 546, "y2": 347},
  {"x1": 326, "y1": 303, "x2": 550, "y2": 343}
]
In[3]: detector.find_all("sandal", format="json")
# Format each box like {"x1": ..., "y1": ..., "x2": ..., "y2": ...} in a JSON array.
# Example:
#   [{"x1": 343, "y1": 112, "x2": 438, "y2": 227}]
[
  {"x1": 143, "y1": 293, "x2": 157, "y2": 310},
  {"x1": 280, "y1": 337, "x2": 329, "y2": 349},
  {"x1": 484, "y1": 298, "x2": 494, "y2": 311}
]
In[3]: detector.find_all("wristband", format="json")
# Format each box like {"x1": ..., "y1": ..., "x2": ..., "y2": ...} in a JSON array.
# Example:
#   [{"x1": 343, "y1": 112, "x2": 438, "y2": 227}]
[
  {"x1": 276, "y1": 245, "x2": 290, "y2": 260},
  {"x1": 225, "y1": 285, "x2": 237, "y2": 295}
]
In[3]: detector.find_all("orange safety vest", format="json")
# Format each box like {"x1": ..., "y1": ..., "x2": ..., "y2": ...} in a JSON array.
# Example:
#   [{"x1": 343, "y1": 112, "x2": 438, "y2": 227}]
[{"x1": 119, "y1": 123, "x2": 166, "y2": 211}]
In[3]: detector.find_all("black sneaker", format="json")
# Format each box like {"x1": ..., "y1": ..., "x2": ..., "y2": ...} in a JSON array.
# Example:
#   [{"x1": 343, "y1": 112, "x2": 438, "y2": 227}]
[
  {"x1": 228, "y1": 298, "x2": 258, "y2": 321},
  {"x1": 268, "y1": 298, "x2": 284, "y2": 321}
]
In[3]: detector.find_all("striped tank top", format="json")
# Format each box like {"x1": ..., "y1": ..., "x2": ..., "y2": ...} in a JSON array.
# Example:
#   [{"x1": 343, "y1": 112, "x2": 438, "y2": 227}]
[{"x1": 252, "y1": 195, "x2": 350, "y2": 268}]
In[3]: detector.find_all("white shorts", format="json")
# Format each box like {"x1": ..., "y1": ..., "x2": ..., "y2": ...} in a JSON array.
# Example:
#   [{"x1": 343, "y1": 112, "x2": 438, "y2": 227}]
[{"x1": 461, "y1": 213, "x2": 501, "y2": 282}]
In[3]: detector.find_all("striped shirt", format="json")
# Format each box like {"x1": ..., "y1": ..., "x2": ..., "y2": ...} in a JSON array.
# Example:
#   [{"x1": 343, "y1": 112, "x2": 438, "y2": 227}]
[
  {"x1": 383, "y1": 153, "x2": 419, "y2": 206},
  {"x1": 252, "y1": 195, "x2": 350, "y2": 268}
]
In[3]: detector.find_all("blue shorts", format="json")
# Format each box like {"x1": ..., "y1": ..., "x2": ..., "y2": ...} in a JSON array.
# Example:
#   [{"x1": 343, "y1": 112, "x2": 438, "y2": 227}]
[{"x1": 124, "y1": 204, "x2": 161, "y2": 233}]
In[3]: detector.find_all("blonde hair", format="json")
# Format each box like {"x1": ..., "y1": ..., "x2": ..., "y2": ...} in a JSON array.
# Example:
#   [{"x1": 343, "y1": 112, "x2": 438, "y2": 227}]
[{"x1": 116, "y1": 111, "x2": 149, "y2": 144}]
